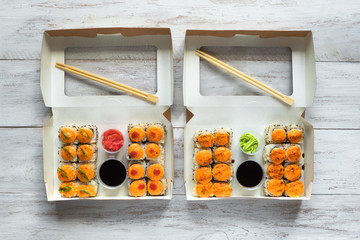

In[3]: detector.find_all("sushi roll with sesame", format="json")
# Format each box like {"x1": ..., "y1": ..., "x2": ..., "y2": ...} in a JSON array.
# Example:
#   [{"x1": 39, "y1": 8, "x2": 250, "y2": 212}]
[
  {"x1": 76, "y1": 163, "x2": 96, "y2": 183},
  {"x1": 57, "y1": 163, "x2": 76, "y2": 182},
  {"x1": 59, "y1": 181, "x2": 78, "y2": 198},
  {"x1": 77, "y1": 144, "x2": 97, "y2": 162},
  {"x1": 128, "y1": 123, "x2": 147, "y2": 143},
  {"x1": 286, "y1": 124, "x2": 304, "y2": 144},
  {"x1": 193, "y1": 166, "x2": 212, "y2": 184},
  {"x1": 266, "y1": 163, "x2": 285, "y2": 180},
  {"x1": 213, "y1": 128, "x2": 233, "y2": 148},
  {"x1": 129, "y1": 179, "x2": 147, "y2": 197},
  {"x1": 284, "y1": 164, "x2": 302, "y2": 182},
  {"x1": 127, "y1": 143, "x2": 145, "y2": 161},
  {"x1": 213, "y1": 147, "x2": 232, "y2": 164},
  {"x1": 212, "y1": 163, "x2": 233, "y2": 182},
  {"x1": 128, "y1": 161, "x2": 146, "y2": 180},
  {"x1": 77, "y1": 125, "x2": 98, "y2": 144},
  {"x1": 77, "y1": 180, "x2": 98, "y2": 198},
  {"x1": 264, "y1": 179, "x2": 285, "y2": 197},
  {"x1": 285, "y1": 180, "x2": 304, "y2": 198},
  {"x1": 147, "y1": 163, "x2": 165, "y2": 181},
  {"x1": 59, "y1": 126, "x2": 78, "y2": 145},
  {"x1": 147, "y1": 179, "x2": 167, "y2": 196},
  {"x1": 212, "y1": 182, "x2": 232, "y2": 197},
  {"x1": 263, "y1": 144, "x2": 286, "y2": 165},
  {"x1": 265, "y1": 124, "x2": 287, "y2": 144},
  {"x1": 193, "y1": 130, "x2": 214, "y2": 148},
  {"x1": 193, "y1": 182, "x2": 213, "y2": 198},
  {"x1": 58, "y1": 145, "x2": 77, "y2": 163},
  {"x1": 146, "y1": 123, "x2": 166, "y2": 143},
  {"x1": 285, "y1": 144, "x2": 303, "y2": 164},
  {"x1": 145, "y1": 143, "x2": 165, "y2": 164},
  {"x1": 193, "y1": 148, "x2": 213, "y2": 168}
]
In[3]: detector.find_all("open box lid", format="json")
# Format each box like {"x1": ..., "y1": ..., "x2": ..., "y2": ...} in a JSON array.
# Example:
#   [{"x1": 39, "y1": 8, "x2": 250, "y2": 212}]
[
  {"x1": 40, "y1": 28, "x2": 173, "y2": 108},
  {"x1": 183, "y1": 30, "x2": 316, "y2": 108}
]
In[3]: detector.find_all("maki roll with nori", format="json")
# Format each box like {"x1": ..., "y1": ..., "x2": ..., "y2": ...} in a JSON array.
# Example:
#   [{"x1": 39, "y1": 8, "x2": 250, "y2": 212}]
[
  {"x1": 264, "y1": 179, "x2": 285, "y2": 197},
  {"x1": 77, "y1": 125, "x2": 98, "y2": 144},
  {"x1": 194, "y1": 167, "x2": 212, "y2": 184},
  {"x1": 286, "y1": 124, "x2": 304, "y2": 144},
  {"x1": 285, "y1": 144, "x2": 302, "y2": 163},
  {"x1": 77, "y1": 180, "x2": 98, "y2": 198},
  {"x1": 193, "y1": 130, "x2": 214, "y2": 148},
  {"x1": 212, "y1": 163, "x2": 232, "y2": 182},
  {"x1": 145, "y1": 143, "x2": 164, "y2": 164},
  {"x1": 77, "y1": 144, "x2": 96, "y2": 162},
  {"x1": 193, "y1": 148, "x2": 212, "y2": 167},
  {"x1": 285, "y1": 180, "x2": 304, "y2": 198},
  {"x1": 147, "y1": 179, "x2": 167, "y2": 196},
  {"x1": 59, "y1": 181, "x2": 78, "y2": 198},
  {"x1": 265, "y1": 124, "x2": 287, "y2": 144},
  {"x1": 146, "y1": 123, "x2": 165, "y2": 143},
  {"x1": 129, "y1": 179, "x2": 147, "y2": 197},
  {"x1": 128, "y1": 123, "x2": 147, "y2": 142},
  {"x1": 266, "y1": 163, "x2": 284, "y2": 180},
  {"x1": 58, "y1": 145, "x2": 77, "y2": 163},
  {"x1": 147, "y1": 163, "x2": 165, "y2": 181},
  {"x1": 194, "y1": 182, "x2": 213, "y2": 198},
  {"x1": 57, "y1": 163, "x2": 76, "y2": 182},
  {"x1": 213, "y1": 128, "x2": 232, "y2": 148},
  {"x1": 59, "y1": 126, "x2": 78, "y2": 145},
  {"x1": 128, "y1": 161, "x2": 146, "y2": 180},
  {"x1": 212, "y1": 182, "x2": 232, "y2": 197},
  {"x1": 263, "y1": 144, "x2": 286, "y2": 165},
  {"x1": 76, "y1": 163, "x2": 96, "y2": 183},
  {"x1": 127, "y1": 143, "x2": 145, "y2": 161},
  {"x1": 213, "y1": 147, "x2": 232, "y2": 164},
  {"x1": 284, "y1": 164, "x2": 302, "y2": 181}
]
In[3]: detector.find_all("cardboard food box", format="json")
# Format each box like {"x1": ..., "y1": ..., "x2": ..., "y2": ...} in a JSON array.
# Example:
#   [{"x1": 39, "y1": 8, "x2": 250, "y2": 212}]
[
  {"x1": 41, "y1": 28, "x2": 174, "y2": 201},
  {"x1": 183, "y1": 30, "x2": 316, "y2": 200}
]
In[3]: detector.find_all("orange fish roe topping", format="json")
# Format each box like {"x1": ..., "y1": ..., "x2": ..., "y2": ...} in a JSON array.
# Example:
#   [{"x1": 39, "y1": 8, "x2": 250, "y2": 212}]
[
  {"x1": 61, "y1": 146, "x2": 76, "y2": 161},
  {"x1": 146, "y1": 125, "x2": 164, "y2": 142},
  {"x1": 212, "y1": 182, "x2": 232, "y2": 197},
  {"x1": 214, "y1": 131, "x2": 230, "y2": 146},
  {"x1": 195, "y1": 150, "x2": 212, "y2": 166},
  {"x1": 59, "y1": 127, "x2": 77, "y2": 144},
  {"x1": 197, "y1": 133, "x2": 215, "y2": 148},
  {"x1": 76, "y1": 164, "x2": 95, "y2": 182},
  {"x1": 267, "y1": 164, "x2": 284, "y2": 180},
  {"x1": 128, "y1": 164, "x2": 145, "y2": 180},
  {"x1": 267, "y1": 179, "x2": 285, "y2": 197},
  {"x1": 129, "y1": 126, "x2": 146, "y2": 142},
  {"x1": 194, "y1": 167, "x2": 212, "y2": 184},
  {"x1": 286, "y1": 146, "x2": 301, "y2": 162},
  {"x1": 77, "y1": 145, "x2": 94, "y2": 161},
  {"x1": 129, "y1": 180, "x2": 147, "y2": 197},
  {"x1": 285, "y1": 164, "x2": 301, "y2": 181},
  {"x1": 270, "y1": 148, "x2": 286, "y2": 164},
  {"x1": 145, "y1": 143, "x2": 161, "y2": 159},
  {"x1": 77, "y1": 127, "x2": 93, "y2": 144},
  {"x1": 147, "y1": 164, "x2": 164, "y2": 181},
  {"x1": 128, "y1": 143, "x2": 144, "y2": 160},
  {"x1": 213, "y1": 147, "x2": 231, "y2": 163},
  {"x1": 288, "y1": 129, "x2": 302, "y2": 143},
  {"x1": 285, "y1": 180, "x2": 304, "y2": 198},
  {"x1": 147, "y1": 180, "x2": 164, "y2": 196},
  {"x1": 77, "y1": 185, "x2": 96, "y2": 198},
  {"x1": 271, "y1": 129, "x2": 286, "y2": 143},
  {"x1": 58, "y1": 182, "x2": 77, "y2": 198},
  {"x1": 57, "y1": 165, "x2": 76, "y2": 182},
  {"x1": 196, "y1": 182, "x2": 213, "y2": 198},
  {"x1": 213, "y1": 164, "x2": 232, "y2": 182}
]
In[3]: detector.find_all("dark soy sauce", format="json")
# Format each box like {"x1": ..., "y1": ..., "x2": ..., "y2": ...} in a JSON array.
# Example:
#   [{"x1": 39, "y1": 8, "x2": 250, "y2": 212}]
[
  {"x1": 99, "y1": 159, "x2": 126, "y2": 187},
  {"x1": 236, "y1": 161, "x2": 263, "y2": 188}
]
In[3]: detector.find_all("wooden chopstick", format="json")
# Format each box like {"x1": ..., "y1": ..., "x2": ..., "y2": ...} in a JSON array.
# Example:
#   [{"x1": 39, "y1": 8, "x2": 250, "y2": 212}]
[
  {"x1": 195, "y1": 50, "x2": 294, "y2": 106},
  {"x1": 55, "y1": 62, "x2": 158, "y2": 104}
]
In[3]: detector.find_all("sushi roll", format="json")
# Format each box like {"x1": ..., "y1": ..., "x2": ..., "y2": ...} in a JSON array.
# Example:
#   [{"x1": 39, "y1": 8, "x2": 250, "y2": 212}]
[
  {"x1": 212, "y1": 182, "x2": 232, "y2": 197},
  {"x1": 194, "y1": 182, "x2": 213, "y2": 198},
  {"x1": 264, "y1": 179, "x2": 285, "y2": 197},
  {"x1": 129, "y1": 179, "x2": 147, "y2": 197},
  {"x1": 193, "y1": 148, "x2": 213, "y2": 167},
  {"x1": 286, "y1": 124, "x2": 304, "y2": 144},
  {"x1": 266, "y1": 163, "x2": 284, "y2": 180},
  {"x1": 58, "y1": 181, "x2": 78, "y2": 198},
  {"x1": 193, "y1": 167, "x2": 212, "y2": 184},
  {"x1": 284, "y1": 164, "x2": 302, "y2": 181},
  {"x1": 285, "y1": 180, "x2": 304, "y2": 198},
  {"x1": 285, "y1": 144, "x2": 302, "y2": 163},
  {"x1": 265, "y1": 124, "x2": 287, "y2": 144},
  {"x1": 76, "y1": 163, "x2": 96, "y2": 183},
  {"x1": 77, "y1": 125, "x2": 98, "y2": 144},
  {"x1": 77, "y1": 144, "x2": 96, "y2": 162},
  {"x1": 128, "y1": 161, "x2": 146, "y2": 180},
  {"x1": 58, "y1": 145, "x2": 77, "y2": 163},
  {"x1": 146, "y1": 123, "x2": 165, "y2": 143},
  {"x1": 128, "y1": 123, "x2": 147, "y2": 142},
  {"x1": 147, "y1": 179, "x2": 167, "y2": 196},
  {"x1": 212, "y1": 163, "x2": 232, "y2": 182},
  {"x1": 127, "y1": 143, "x2": 145, "y2": 161},
  {"x1": 263, "y1": 144, "x2": 286, "y2": 165},
  {"x1": 59, "y1": 126, "x2": 78, "y2": 145},
  {"x1": 213, "y1": 128, "x2": 233, "y2": 147},
  {"x1": 213, "y1": 147, "x2": 232, "y2": 164},
  {"x1": 145, "y1": 143, "x2": 165, "y2": 164},
  {"x1": 77, "y1": 180, "x2": 98, "y2": 198},
  {"x1": 57, "y1": 163, "x2": 76, "y2": 182},
  {"x1": 193, "y1": 130, "x2": 214, "y2": 148},
  {"x1": 147, "y1": 163, "x2": 165, "y2": 181}
]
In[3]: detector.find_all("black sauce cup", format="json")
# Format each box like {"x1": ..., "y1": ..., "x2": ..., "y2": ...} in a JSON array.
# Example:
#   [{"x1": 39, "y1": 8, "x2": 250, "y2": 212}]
[
  {"x1": 98, "y1": 159, "x2": 127, "y2": 189},
  {"x1": 236, "y1": 160, "x2": 265, "y2": 190}
]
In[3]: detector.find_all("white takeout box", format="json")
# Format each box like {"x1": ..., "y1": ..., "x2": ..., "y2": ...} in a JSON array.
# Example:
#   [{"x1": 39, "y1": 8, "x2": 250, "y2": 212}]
[
  {"x1": 183, "y1": 30, "x2": 316, "y2": 200},
  {"x1": 41, "y1": 28, "x2": 174, "y2": 201}
]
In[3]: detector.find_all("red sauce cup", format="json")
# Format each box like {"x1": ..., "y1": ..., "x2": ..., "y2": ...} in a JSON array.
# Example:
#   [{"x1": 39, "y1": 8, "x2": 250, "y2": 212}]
[{"x1": 101, "y1": 129, "x2": 124, "y2": 154}]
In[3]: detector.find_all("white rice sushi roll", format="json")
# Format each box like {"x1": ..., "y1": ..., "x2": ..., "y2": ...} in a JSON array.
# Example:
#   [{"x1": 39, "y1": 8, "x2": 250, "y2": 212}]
[
  {"x1": 193, "y1": 147, "x2": 213, "y2": 169},
  {"x1": 59, "y1": 181, "x2": 78, "y2": 198},
  {"x1": 284, "y1": 180, "x2": 304, "y2": 198},
  {"x1": 77, "y1": 143, "x2": 97, "y2": 163},
  {"x1": 284, "y1": 144, "x2": 303, "y2": 164},
  {"x1": 193, "y1": 166, "x2": 212, "y2": 184},
  {"x1": 76, "y1": 162, "x2": 96, "y2": 183},
  {"x1": 77, "y1": 180, "x2": 98, "y2": 198},
  {"x1": 264, "y1": 178, "x2": 285, "y2": 197},
  {"x1": 58, "y1": 125, "x2": 78, "y2": 145},
  {"x1": 283, "y1": 163, "x2": 304, "y2": 182},
  {"x1": 57, "y1": 162, "x2": 77, "y2": 182},
  {"x1": 213, "y1": 128, "x2": 233, "y2": 148},
  {"x1": 77, "y1": 125, "x2": 98, "y2": 144},
  {"x1": 213, "y1": 146, "x2": 232, "y2": 164},
  {"x1": 58, "y1": 144, "x2": 77, "y2": 163},
  {"x1": 128, "y1": 123, "x2": 147, "y2": 143},
  {"x1": 127, "y1": 143, "x2": 146, "y2": 161},
  {"x1": 128, "y1": 160, "x2": 146, "y2": 180},
  {"x1": 265, "y1": 124, "x2": 287, "y2": 144},
  {"x1": 263, "y1": 144, "x2": 286, "y2": 165},
  {"x1": 147, "y1": 178, "x2": 167, "y2": 196},
  {"x1": 144, "y1": 142, "x2": 165, "y2": 163},
  {"x1": 193, "y1": 130, "x2": 214, "y2": 148},
  {"x1": 193, "y1": 182, "x2": 213, "y2": 198},
  {"x1": 286, "y1": 124, "x2": 304, "y2": 144},
  {"x1": 212, "y1": 163, "x2": 233, "y2": 183},
  {"x1": 145, "y1": 123, "x2": 166, "y2": 143},
  {"x1": 128, "y1": 178, "x2": 147, "y2": 197}
]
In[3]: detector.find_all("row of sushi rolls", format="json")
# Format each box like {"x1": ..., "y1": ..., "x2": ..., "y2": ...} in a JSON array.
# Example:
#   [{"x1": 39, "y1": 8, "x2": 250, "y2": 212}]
[
  {"x1": 56, "y1": 123, "x2": 167, "y2": 198},
  {"x1": 192, "y1": 123, "x2": 305, "y2": 198}
]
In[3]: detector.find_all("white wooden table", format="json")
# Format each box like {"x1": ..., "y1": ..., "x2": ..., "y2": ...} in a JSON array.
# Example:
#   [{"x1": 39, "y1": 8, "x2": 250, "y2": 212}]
[{"x1": 1, "y1": 1, "x2": 360, "y2": 239}]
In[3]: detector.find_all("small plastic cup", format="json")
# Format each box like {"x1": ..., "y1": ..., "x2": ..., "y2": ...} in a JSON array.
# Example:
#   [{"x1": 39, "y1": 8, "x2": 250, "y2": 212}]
[
  {"x1": 98, "y1": 158, "x2": 127, "y2": 189},
  {"x1": 236, "y1": 160, "x2": 265, "y2": 190},
  {"x1": 239, "y1": 131, "x2": 264, "y2": 156},
  {"x1": 101, "y1": 129, "x2": 124, "y2": 154}
]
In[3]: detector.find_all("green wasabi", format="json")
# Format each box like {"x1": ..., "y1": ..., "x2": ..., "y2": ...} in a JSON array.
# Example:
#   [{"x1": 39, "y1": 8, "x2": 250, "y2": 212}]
[{"x1": 240, "y1": 133, "x2": 259, "y2": 153}]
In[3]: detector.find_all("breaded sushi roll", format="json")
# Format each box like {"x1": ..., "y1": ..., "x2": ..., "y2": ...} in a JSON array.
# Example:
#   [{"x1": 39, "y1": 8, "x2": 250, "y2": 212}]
[
  {"x1": 285, "y1": 180, "x2": 304, "y2": 198},
  {"x1": 77, "y1": 180, "x2": 98, "y2": 198},
  {"x1": 266, "y1": 163, "x2": 284, "y2": 180},
  {"x1": 213, "y1": 128, "x2": 233, "y2": 148},
  {"x1": 76, "y1": 163, "x2": 96, "y2": 183},
  {"x1": 128, "y1": 123, "x2": 147, "y2": 142},
  {"x1": 263, "y1": 144, "x2": 286, "y2": 164},
  {"x1": 77, "y1": 125, "x2": 98, "y2": 144},
  {"x1": 129, "y1": 179, "x2": 147, "y2": 197},
  {"x1": 193, "y1": 130, "x2": 214, "y2": 148},
  {"x1": 128, "y1": 161, "x2": 146, "y2": 180},
  {"x1": 285, "y1": 144, "x2": 302, "y2": 163},
  {"x1": 145, "y1": 143, "x2": 165, "y2": 163},
  {"x1": 127, "y1": 143, "x2": 145, "y2": 161},
  {"x1": 58, "y1": 145, "x2": 77, "y2": 163},
  {"x1": 284, "y1": 164, "x2": 302, "y2": 181},
  {"x1": 146, "y1": 123, "x2": 166, "y2": 143},
  {"x1": 57, "y1": 163, "x2": 76, "y2": 182},
  {"x1": 59, "y1": 181, "x2": 78, "y2": 198},
  {"x1": 77, "y1": 144, "x2": 97, "y2": 162},
  {"x1": 147, "y1": 179, "x2": 167, "y2": 196},
  {"x1": 213, "y1": 147, "x2": 232, "y2": 164},
  {"x1": 212, "y1": 182, "x2": 232, "y2": 197},
  {"x1": 286, "y1": 124, "x2": 304, "y2": 144},
  {"x1": 212, "y1": 163, "x2": 233, "y2": 182},
  {"x1": 193, "y1": 167, "x2": 212, "y2": 184},
  {"x1": 193, "y1": 148, "x2": 213, "y2": 168},
  {"x1": 194, "y1": 182, "x2": 213, "y2": 198},
  {"x1": 59, "y1": 126, "x2": 78, "y2": 145},
  {"x1": 265, "y1": 124, "x2": 287, "y2": 144},
  {"x1": 147, "y1": 163, "x2": 165, "y2": 181},
  {"x1": 264, "y1": 179, "x2": 285, "y2": 197}
]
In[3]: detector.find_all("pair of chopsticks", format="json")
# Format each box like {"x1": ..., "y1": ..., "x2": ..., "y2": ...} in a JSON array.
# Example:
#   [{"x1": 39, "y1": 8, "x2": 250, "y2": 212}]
[
  {"x1": 55, "y1": 62, "x2": 158, "y2": 104},
  {"x1": 195, "y1": 50, "x2": 294, "y2": 106}
]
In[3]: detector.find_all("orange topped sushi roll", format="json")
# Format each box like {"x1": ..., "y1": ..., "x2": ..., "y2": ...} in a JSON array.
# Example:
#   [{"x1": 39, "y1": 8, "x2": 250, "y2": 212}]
[
  {"x1": 128, "y1": 163, "x2": 145, "y2": 180},
  {"x1": 265, "y1": 124, "x2": 287, "y2": 144},
  {"x1": 58, "y1": 182, "x2": 77, "y2": 198},
  {"x1": 129, "y1": 125, "x2": 146, "y2": 142},
  {"x1": 267, "y1": 164, "x2": 284, "y2": 180},
  {"x1": 287, "y1": 129, "x2": 302, "y2": 143},
  {"x1": 270, "y1": 148, "x2": 286, "y2": 164},
  {"x1": 129, "y1": 180, "x2": 147, "y2": 197},
  {"x1": 285, "y1": 164, "x2": 301, "y2": 181},
  {"x1": 128, "y1": 143, "x2": 145, "y2": 160},
  {"x1": 77, "y1": 184, "x2": 97, "y2": 198},
  {"x1": 76, "y1": 164, "x2": 95, "y2": 182},
  {"x1": 272, "y1": 129, "x2": 286, "y2": 143},
  {"x1": 197, "y1": 132, "x2": 214, "y2": 148},
  {"x1": 147, "y1": 180, "x2": 165, "y2": 196},
  {"x1": 212, "y1": 182, "x2": 232, "y2": 197},
  {"x1": 195, "y1": 149, "x2": 212, "y2": 166},
  {"x1": 59, "y1": 126, "x2": 77, "y2": 144},
  {"x1": 214, "y1": 129, "x2": 230, "y2": 146},
  {"x1": 77, "y1": 127, "x2": 94, "y2": 144},
  {"x1": 77, "y1": 144, "x2": 94, "y2": 161},
  {"x1": 213, "y1": 164, "x2": 232, "y2": 182},
  {"x1": 60, "y1": 145, "x2": 77, "y2": 162},
  {"x1": 57, "y1": 164, "x2": 76, "y2": 182},
  {"x1": 286, "y1": 145, "x2": 301, "y2": 162},
  {"x1": 147, "y1": 164, "x2": 164, "y2": 181},
  {"x1": 194, "y1": 167, "x2": 212, "y2": 184},
  {"x1": 213, "y1": 147, "x2": 231, "y2": 163},
  {"x1": 146, "y1": 124, "x2": 164, "y2": 143},
  {"x1": 285, "y1": 180, "x2": 304, "y2": 197},
  {"x1": 265, "y1": 179, "x2": 285, "y2": 197},
  {"x1": 145, "y1": 143, "x2": 161, "y2": 160},
  {"x1": 195, "y1": 182, "x2": 213, "y2": 198}
]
